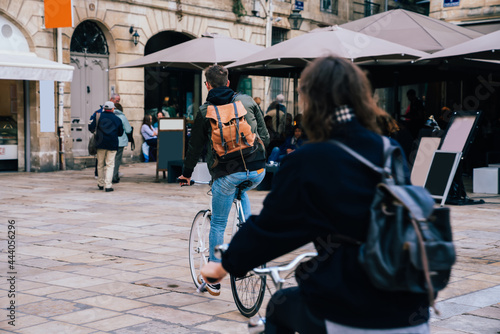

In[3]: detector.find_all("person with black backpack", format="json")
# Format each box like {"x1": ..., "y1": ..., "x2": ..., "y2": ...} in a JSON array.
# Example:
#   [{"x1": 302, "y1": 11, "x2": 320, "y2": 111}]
[
  {"x1": 200, "y1": 57, "x2": 449, "y2": 333},
  {"x1": 178, "y1": 64, "x2": 269, "y2": 296},
  {"x1": 89, "y1": 93, "x2": 121, "y2": 178}
]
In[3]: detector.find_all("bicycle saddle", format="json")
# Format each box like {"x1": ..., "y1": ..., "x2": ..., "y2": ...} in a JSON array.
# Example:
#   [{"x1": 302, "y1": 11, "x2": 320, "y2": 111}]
[{"x1": 236, "y1": 180, "x2": 253, "y2": 190}]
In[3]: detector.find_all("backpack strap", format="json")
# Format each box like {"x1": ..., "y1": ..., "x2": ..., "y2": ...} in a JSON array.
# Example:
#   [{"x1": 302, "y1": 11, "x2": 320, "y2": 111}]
[
  {"x1": 329, "y1": 137, "x2": 406, "y2": 185},
  {"x1": 93, "y1": 111, "x2": 101, "y2": 133},
  {"x1": 329, "y1": 138, "x2": 387, "y2": 175},
  {"x1": 232, "y1": 102, "x2": 241, "y2": 145},
  {"x1": 212, "y1": 105, "x2": 227, "y2": 155},
  {"x1": 231, "y1": 92, "x2": 240, "y2": 102}
]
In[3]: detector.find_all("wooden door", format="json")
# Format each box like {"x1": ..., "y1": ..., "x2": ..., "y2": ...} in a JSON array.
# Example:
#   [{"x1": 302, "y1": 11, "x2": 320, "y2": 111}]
[{"x1": 70, "y1": 53, "x2": 108, "y2": 157}]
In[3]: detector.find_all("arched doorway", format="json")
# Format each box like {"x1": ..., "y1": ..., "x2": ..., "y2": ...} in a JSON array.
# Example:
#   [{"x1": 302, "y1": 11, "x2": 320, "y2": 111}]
[
  {"x1": 70, "y1": 21, "x2": 109, "y2": 157},
  {"x1": 144, "y1": 32, "x2": 200, "y2": 120}
]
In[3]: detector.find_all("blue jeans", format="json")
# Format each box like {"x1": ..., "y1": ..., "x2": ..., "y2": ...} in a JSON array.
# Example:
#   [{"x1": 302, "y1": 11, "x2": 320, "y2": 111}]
[
  {"x1": 209, "y1": 169, "x2": 266, "y2": 262},
  {"x1": 268, "y1": 146, "x2": 286, "y2": 163}
]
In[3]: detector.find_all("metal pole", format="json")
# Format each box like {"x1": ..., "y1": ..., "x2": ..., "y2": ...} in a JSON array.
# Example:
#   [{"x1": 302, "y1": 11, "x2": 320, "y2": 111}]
[
  {"x1": 293, "y1": 73, "x2": 298, "y2": 116},
  {"x1": 24, "y1": 80, "x2": 30, "y2": 172},
  {"x1": 393, "y1": 71, "x2": 400, "y2": 120},
  {"x1": 57, "y1": 28, "x2": 66, "y2": 170},
  {"x1": 264, "y1": 0, "x2": 273, "y2": 108}
]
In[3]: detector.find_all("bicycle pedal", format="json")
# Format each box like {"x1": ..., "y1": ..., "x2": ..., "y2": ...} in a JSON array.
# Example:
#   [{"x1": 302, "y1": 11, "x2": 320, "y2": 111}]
[{"x1": 197, "y1": 282, "x2": 207, "y2": 293}]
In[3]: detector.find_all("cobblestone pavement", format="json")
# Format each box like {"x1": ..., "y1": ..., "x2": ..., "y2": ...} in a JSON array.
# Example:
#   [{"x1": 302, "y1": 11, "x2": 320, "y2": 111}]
[{"x1": 0, "y1": 162, "x2": 499, "y2": 333}]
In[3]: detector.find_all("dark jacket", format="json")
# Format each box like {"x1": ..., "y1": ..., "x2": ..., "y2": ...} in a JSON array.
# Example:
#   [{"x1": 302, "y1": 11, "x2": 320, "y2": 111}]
[
  {"x1": 88, "y1": 111, "x2": 123, "y2": 151},
  {"x1": 88, "y1": 107, "x2": 102, "y2": 125},
  {"x1": 279, "y1": 135, "x2": 305, "y2": 156},
  {"x1": 221, "y1": 119, "x2": 429, "y2": 329},
  {"x1": 183, "y1": 86, "x2": 270, "y2": 179}
]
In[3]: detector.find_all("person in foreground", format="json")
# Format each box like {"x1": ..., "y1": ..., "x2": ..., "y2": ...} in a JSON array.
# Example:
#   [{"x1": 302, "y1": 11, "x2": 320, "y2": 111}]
[
  {"x1": 201, "y1": 56, "x2": 430, "y2": 333},
  {"x1": 179, "y1": 65, "x2": 269, "y2": 297}
]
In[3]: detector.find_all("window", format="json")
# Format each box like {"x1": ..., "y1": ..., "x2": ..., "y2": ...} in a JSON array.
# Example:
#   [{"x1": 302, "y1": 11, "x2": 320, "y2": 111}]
[
  {"x1": 237, "y1": 78, "x2": 253, "y2": 96},
  {"x1": 321, "y1": 0, "x2": 338, "y2": 14},
  {"x1": 70, "y1": 21, "x2": 109, "y2": 55},
  {"x1": 270, "y1": 28, "x2": 288, "y2": 101},
  {"x1": 364, "y1": 1, "x2": 380, "y2": 16}
]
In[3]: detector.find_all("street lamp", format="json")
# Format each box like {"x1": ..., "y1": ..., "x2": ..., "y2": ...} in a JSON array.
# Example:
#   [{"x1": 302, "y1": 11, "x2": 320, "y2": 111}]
[
  {"x1": 129, "y1": 26, "x2": 140, "y2": 46},
  {"x1": 288, "y1": 9, "x2": 304, "y2": 30}
]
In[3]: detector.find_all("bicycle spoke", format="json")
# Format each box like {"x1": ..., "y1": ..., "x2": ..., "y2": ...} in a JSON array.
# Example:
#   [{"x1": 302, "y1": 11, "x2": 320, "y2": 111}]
[
  {"x1": 189, "y1": 210, "x2": 211, "y2": 288},
  {"x1": 231, "y1": 268, "x2": 266, "y2": 317}
]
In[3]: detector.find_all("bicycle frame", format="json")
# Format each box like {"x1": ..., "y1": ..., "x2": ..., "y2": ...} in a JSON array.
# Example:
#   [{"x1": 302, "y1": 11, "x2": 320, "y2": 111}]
[
  {"x1": 213, "y1": 245, "x2": 318, "y2": 332},
  {"x1": 189, "y1": 179, "x2": 266, "y2": 317},
  {"x1": 190, "y1": 179, "x2": 245, "y2": 235}
]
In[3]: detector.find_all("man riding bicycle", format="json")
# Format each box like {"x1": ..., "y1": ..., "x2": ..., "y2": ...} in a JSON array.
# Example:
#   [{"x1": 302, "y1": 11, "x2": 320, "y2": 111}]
[{"x1": 178, "y1": 64, "x2": 269, "y2": 296}]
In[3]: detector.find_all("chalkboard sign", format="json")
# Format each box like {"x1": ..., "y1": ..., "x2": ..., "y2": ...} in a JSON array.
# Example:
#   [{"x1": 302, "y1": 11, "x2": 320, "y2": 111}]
[
  {"x1": 411, "y1": 137, "x2": 441, "y2": 186},
  {"x1": 156, "y1": 118, "x2": 185, "y2": 181},
  {"x1": 439, "y1": 111, "x2": 481, "y2": 159},
  {"x1": 424, "y1": 151, "x2": 462, "y2": 206}
]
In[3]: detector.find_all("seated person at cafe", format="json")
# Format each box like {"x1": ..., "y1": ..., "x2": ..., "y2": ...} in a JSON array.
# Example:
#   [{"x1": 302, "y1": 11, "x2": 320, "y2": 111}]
[
  {"x1": 268, "y1": 125, "x2": 306, "y2": 163},
  {"x1": 141, "y1": 115, "x2": 158, "y2": 162}
]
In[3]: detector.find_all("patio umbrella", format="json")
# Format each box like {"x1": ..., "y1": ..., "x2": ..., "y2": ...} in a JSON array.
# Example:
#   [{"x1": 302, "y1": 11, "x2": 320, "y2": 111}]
[
  {"x1": 114, "y1": 33, "x2": 264, "y2": 70},
  {"x1": 417, "y1": 30, "x2": 500, "y2": 62},
  {"x1": 340, "y1": 9, "x2": 483, "y2": 53},
  {"x1": 226, "y1": 26, "x2": 429, "y2": 72}
]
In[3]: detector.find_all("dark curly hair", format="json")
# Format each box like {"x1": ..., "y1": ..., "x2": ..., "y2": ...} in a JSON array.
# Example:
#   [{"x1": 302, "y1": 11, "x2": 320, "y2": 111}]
[
  {"x1": 299, "y1": 56, "x2": 382, "y2": 142},
  {"x1": 205, "y1": 64, "x2": 228, "y2": 88}
]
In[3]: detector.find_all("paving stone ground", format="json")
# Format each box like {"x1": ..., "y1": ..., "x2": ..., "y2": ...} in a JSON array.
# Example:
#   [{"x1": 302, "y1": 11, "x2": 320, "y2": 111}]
[{"x1": 0, "y1": 162, "x2": 499, "y2": 333}]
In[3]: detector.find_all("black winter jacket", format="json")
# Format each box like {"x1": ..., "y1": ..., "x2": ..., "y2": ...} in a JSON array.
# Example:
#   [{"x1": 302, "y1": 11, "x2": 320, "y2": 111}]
[
  {"x1": 89, "y1": 111, "x2": 124, "y2": 151},
  {"x1": 221, "y1": 119, "x2": 429, "y2": 329}
]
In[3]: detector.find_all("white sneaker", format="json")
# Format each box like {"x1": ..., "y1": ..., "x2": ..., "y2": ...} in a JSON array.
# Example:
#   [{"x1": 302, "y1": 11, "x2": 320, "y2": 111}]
[{"x1": 197, "y1": 275, "x2": 221, "y2": 296}]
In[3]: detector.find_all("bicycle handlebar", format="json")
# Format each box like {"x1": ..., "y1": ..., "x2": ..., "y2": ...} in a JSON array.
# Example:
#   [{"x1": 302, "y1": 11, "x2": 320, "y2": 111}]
[
  {"x1": 252, "y1": 252, "x2": 318, "y2": 275},
  {"x1": 252, "y1": 252, "x2": 318, "y2": 290},
  {"x1": 176, "y1": 177, "x2": 210, "y2": 186},
  {"x1": 214, "y1": 244, "x2": 317, "y2": 290}
]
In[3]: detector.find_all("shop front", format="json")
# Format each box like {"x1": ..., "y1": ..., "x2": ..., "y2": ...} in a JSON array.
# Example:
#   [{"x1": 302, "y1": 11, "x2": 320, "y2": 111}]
[
  {"x1": 0, "y1": 14, "x2": 73, "y2": 172},
  {"x1": 0, "y1": 80, "x2": 21, "y2": 171}
]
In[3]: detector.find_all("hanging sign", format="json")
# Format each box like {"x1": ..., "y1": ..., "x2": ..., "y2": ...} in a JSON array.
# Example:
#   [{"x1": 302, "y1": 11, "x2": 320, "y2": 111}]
[
  {"x1": 443, "y1": 0, "x2": 460, "y2": 7},
  {"x1": 44, "y1": 0, "x2": 74, "y2": 28},
  {"x1": 295, "y1": 1, "x2": 304, "y2": 11}
]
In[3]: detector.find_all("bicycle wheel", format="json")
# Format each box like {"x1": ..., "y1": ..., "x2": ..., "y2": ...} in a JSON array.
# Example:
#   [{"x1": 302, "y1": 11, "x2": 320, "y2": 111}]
[
  {"x1": 188, "y1": 209, "x2": 211, "y2": 288},
  {"x1": 230, "y1": 264, "x2": 267, "y2": 318}
]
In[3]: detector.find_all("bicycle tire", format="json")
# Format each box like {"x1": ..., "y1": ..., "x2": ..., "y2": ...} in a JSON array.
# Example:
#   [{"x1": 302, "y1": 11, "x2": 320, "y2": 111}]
[
  {"x1": 230, "y1": 264, "x2": 267, "y2": 318},
  {"x1": 188, "y1": 209, "x2": 211, "y2": 288}
]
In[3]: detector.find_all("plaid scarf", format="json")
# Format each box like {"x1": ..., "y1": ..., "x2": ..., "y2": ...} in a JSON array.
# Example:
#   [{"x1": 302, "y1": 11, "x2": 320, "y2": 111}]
[{"x1": 333, "y1": 105, "x2": 355, "y2": 124}]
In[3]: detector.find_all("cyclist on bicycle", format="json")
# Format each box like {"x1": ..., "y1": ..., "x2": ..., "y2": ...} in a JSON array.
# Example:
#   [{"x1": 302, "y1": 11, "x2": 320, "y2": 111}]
[
  {"x1": 178, "y1": 64, "x2": 269, "y2": 296},
  {"x1": 201, "y1": 57, "x2": 432, "y2": 333}
]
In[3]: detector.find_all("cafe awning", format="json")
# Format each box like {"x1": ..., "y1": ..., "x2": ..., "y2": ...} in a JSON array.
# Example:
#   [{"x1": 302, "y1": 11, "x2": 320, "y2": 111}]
[
  {"x1": 0, "y1": 51, "x2": 74, "y2": 82},
  {"x1": 114, "y1": 33, "x2": 264, "y2": 70}
]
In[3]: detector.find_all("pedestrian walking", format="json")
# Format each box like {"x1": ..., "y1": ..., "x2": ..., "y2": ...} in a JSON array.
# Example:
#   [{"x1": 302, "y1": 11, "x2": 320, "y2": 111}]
[
  {"x1": 113, "y1": 102, "x2": 132, "y2": 184},
  {"x1": 89, "y1": 93, "x2": 121, "y2": 177},
  {"x1": 88, "y1": 101, "x2": 123, "y2": 192},
  {"x1": 266, "y1": 94, "x2": 287, "y2": 136}
]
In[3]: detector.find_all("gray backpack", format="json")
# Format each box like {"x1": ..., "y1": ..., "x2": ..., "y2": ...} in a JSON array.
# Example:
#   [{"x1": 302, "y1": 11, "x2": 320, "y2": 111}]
[{"x1": 330, "y1": 137, "x2": 455, "y2": 313}]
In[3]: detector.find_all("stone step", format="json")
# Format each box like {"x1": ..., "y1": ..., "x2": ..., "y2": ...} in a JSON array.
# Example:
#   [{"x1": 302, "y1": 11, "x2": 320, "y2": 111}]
[{"x1": 73, "y1": 156, "x2": 96, "y2": 170}]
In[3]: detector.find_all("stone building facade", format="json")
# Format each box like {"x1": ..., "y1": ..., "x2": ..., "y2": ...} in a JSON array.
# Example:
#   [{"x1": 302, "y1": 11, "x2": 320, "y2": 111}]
[
  {"x1": 429, "y1": 0, "x2": 500, "y2": 32},
  {"x1": 0, "y1": 0, "x2": 347, "y2": 171},
  {"x1": 0, "y1": 0, "x2": 496, "y2": 172}
]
